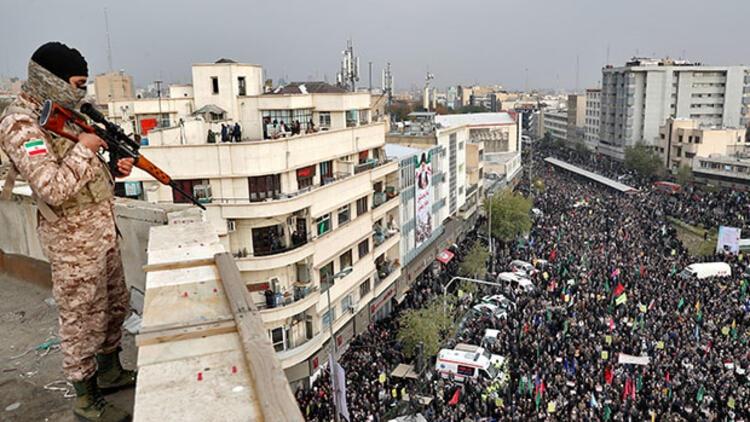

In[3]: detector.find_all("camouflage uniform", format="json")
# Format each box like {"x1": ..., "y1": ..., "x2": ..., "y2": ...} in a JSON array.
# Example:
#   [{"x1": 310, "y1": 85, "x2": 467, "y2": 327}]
[{"x1": 0, "y1": 61, "x2": 130, "y2": 382}]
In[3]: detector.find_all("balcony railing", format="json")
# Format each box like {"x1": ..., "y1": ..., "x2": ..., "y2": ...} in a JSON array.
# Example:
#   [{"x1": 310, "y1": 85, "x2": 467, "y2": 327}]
[
  {"x1": 258, "y1": 284, "x2": 319, "y2": 311},
  {"x1": 234, "y1": 233, "x2": 310, "y2": 259},
  {"x1": 372, "y1": 187, "x2": 398, "y2": 209},
  {"x1": 374, "y1": 259, "x2": 399, "y2": 287},
  {"x1": 373, "y1": 224, "x2": 399, "y2": 247}
]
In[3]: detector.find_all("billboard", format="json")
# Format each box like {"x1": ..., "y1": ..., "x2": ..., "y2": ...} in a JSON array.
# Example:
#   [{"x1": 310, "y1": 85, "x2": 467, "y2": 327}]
[
  {"x1": 414, "y1": 151, "x2": 433, "y2": 247},
  {"x1": 716, "y1": 226, "x2": 741, "y2": 254}
]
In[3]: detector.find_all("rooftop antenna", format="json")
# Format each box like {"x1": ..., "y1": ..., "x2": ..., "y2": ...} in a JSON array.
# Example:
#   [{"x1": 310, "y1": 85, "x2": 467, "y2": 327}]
[
  {"x1": 336, "y1": 39, "x2": 359, "y2": 92},
  {"x1": 368, "y1": 61, "x2": 373, "y2": 93},
  {"x1": 382, "y1": 62, "x2": 394, "y2": 117},
  {"x1": 104, "y1": 8, "x2": 113, "y2": 72},
  {"x1": 606, "y1": 43, "x2": 610, "y2": 66}
]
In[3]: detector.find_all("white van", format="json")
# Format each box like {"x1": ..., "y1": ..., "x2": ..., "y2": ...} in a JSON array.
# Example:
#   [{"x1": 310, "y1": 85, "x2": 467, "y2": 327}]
[
  {"x1": 679, "y1": 262, "x2": 732, "y2": 280},
  {"x1": 497, "y1": 272, "x2": 535, "y2": 293},
  {"x1": 436, "y1": 344, "x2": 505, "y2": 382}
]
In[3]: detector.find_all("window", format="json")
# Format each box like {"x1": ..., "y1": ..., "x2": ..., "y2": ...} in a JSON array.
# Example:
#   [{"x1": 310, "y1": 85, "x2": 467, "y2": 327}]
[
  {"x1": 319, "y1": 112, "x2": 331, "y2": 129},
  {"x1": 248, "y1": 175, "x2": 281, "y2": 202},
  {"x1": 322, "y1": 307, "x2": 336, "y2": 327},
  {"x1": 338, "y1": 205, "x2": 351, "y2": 225},
  {"x1": 459, "y1": 141, "x2": 464, "y2": 150},
  {"x1": 340, "y1": 250, "x2": 352, "y2": 270},
  {"x1": 172, "y1": 179, "x2": 208, "y2": 204},
  {"x1": 341, "y1": 294, "x2": 352, "y2": 314},
  {"x1": 359, "y1": 110, "x2": 369, "y2": 125},
  {"x1": 316, "y1": 213, "x2": 332, "y2": 236},
  {"x1": 694, "y1": 136, "x2": 701, "y2": 144},
  {"x1": 263, "y1": 109, "x2": 314, "y2": 134},
  {"x1": 238, "y1": 77, "x2": 246, "y2": 96},
  {"x1": 297, "y1": 165, "x2": 316, "y2": 189},
  {"x1": 356, "y1": 196, "x2": 368, "y2": 216},
  {"x1": 358, "y1": 150, "x2": 369, "y2": 164},
  {"x1": 320, "y1": 161, "x2": 334, "y2": 184},
  {"x1": 211, "y1": 77, "x2": 219, "y2": 94},
  {"x1": 269, "y1": 327, "x2": 287, "y2": 352},
  {"x1": 320, "y1": 261, "x2": 334, "y2": 292},
  {"x1": 359, "y1": 278, "x2": 371, "y2": 297},
  {"x1": 358, "y1": 239, "x2": 369, "y2": 259},
  {"x1": 346, "y1": 110, "x2": 358, "y2": 127},
  {"x1": 457, "y1": 365, "x2": 476, "y2": 377}
]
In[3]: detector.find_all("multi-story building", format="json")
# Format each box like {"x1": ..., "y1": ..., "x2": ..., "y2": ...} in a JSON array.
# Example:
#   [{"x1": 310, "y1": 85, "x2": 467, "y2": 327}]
[
  {"x1": 118, "y1": 60, "x2": 400, "y2": 389},
  {"x1": 657, "y1": 118, "x2": 746, "y2": 170},
  {"x1": 584, "y1": 88, "x2": 601, "y2": 150},
  {"x1": 693, "y1": 152, "x2": 750, "y2": 190},
  {"x1": 386, "y1": 112, "x2": 469, "y2": 219},
  {"x1": 599, "y1": 57, "x2": 750, "y2": 159},
  {"x1": 436, "y1": 112, "x2": 520, "y2": 154},
  {"x1": 542, "y1": 109, "x2": 568, "y2": 143},
  {"x1": 566, "y1": 94, "x2": 586, "y2": 145},
  {"x1": 94, "y1": 71, "x2": 134, "y2": 104}
]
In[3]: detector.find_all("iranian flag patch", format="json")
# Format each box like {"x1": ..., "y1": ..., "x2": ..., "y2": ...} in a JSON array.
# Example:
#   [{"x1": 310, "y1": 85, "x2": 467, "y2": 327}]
[{"x1": 24, "y1": 139, "x2": 48, "y2": 158}]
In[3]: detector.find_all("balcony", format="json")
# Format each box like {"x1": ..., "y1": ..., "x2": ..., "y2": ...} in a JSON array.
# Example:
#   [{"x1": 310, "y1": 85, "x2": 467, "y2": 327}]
[
  {"x1": 216, "y1": 160, "x2": 398, "y2": 220},
  {"x1": 235, "y1": 241, "x2": 314, "y2": 272},
  {"x1": 259, "y1": 285, "x2": 320, "y2": 324}
]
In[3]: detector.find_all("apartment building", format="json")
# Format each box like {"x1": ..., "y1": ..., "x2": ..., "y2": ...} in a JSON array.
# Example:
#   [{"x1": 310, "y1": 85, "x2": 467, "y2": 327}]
[
  {"x1": 658, "y1": 118, "x2": 746, "y2": 170},
  {"x1": 118, "y1": 60, "x2": 400, "y2": 389},
  {"x1": 542, "y1": 109, "x2": 568, "y2": 143},
  {"x1": 584, "y1": 89, "x2": 601, "y2": 150},
  {"x1": 599, "y1": 57, "x2": 750, "y2": 160},
  {"x1": 567, "y1": 94, "x2": 586, "y2": 145},
  {"x1": 693, "y1": 153, "x2": 750, "y2": 190},
  {"x1": 435, "y1": 112, "x2": 520, "y2": 154},
  {"x1": 93, "y1": 71, "x2": 134, "y2": 104}
]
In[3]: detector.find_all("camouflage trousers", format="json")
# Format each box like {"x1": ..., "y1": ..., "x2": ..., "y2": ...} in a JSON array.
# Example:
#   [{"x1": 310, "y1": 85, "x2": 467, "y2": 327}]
[{"x1": 38, "y1": 200, "x2": 130, "y2": 382}]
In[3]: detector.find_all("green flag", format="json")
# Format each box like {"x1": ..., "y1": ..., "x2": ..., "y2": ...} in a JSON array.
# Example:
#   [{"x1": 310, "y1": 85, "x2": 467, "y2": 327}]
[
  {"x1": 696, "y1": 385, "x2": 705, "y2": 403},
  {"x1": 615, "y1": 293, "x2": 627, "y2": 306},
  {"x1": 677, "y1": 297, "x2": 685, "y2": 310},
  {"x1": 535, "y1": 392, "x2": 541, "y2": 410},
  {"x1": 603, "y1": 405, "x2": 611, "y2": 421}
]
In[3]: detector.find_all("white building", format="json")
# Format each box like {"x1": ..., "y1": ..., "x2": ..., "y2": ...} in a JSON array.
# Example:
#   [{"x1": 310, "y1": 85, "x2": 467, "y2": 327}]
[
  {"x1": 118, "y1": 60, "x2": 400, "y2": 389},
  {"x1": 387, "y1": 112, "x2": 469, "y2": 219},
  {"x1": 584, "y1": 88, "x2": 601, "y2": 150},
  {"x1": 542, "y1": 109, "x2": 568, "y2": 143},
  {"x1": 435, "y1": 112, "x2": 521, "y2": 154},
  {"x1": 599, "y1": 58, "x2": 750, "y2": 159}
]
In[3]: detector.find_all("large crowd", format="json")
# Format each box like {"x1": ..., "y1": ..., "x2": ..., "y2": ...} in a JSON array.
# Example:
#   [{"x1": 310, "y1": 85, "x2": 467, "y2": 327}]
[{"x1": 296, "y1": 142, "x2": 750, "y2": 421}]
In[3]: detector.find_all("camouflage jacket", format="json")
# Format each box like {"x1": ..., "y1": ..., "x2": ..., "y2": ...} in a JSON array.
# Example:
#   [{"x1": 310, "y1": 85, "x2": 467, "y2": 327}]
[{"x1": 0, "y1": 93, "x2": 113, "y2": 216}]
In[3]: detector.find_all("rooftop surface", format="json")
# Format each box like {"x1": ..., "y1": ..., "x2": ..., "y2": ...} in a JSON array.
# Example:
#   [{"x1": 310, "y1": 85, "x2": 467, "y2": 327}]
[{"x1": 436, "y1": 112, "x2": 515, "y2": 128}]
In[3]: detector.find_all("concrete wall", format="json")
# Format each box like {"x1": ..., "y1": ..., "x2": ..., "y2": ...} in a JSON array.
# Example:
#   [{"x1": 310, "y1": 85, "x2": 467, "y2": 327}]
[{"x1": 0, "y1": 191, "x2": 187, "y2": 293}]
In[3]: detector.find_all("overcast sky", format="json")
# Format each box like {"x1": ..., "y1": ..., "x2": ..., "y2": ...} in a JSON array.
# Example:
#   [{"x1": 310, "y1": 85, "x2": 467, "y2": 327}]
[{"x1": 2, "y1": 0, "x2": 749, "y2": 92}]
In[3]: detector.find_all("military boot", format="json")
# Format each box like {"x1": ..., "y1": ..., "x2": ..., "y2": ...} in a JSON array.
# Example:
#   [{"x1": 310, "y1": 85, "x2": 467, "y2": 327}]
[
  {"x1": 96, "y1": 349, "x2": 137, "y2": 392},
  {"x1": 72, "y1": 375, "x2": 131, "y2": 422}
]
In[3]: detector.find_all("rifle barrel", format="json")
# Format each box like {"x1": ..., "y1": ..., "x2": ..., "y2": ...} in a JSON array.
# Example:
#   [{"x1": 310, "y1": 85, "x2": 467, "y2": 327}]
[{"x1": 169, "y1": 181, "x2": 207, "y2": 210}]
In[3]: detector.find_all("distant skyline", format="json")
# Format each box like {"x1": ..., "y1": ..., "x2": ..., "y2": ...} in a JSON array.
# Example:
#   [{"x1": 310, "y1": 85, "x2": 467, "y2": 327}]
[{"x1": 2, "y1": 0, "x2": 749, "y2": 92}]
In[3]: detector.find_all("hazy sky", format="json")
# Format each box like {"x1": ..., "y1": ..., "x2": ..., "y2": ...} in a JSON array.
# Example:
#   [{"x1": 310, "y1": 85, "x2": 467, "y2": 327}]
[{"x1": 2, "y1": 0, "x2": 749, "y2": 92}]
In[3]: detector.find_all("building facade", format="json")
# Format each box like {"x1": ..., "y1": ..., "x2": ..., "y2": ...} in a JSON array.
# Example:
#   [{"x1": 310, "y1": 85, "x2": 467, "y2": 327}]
[
  {"x1": 658, "y1": 118, "x2": 746, "y2": 170},
  {"x1": 693, "y1": 153, "x2": 750, "y2": 190},
  {"x1": 94, "y1": 71, "x2": 134, "y2": 104},
  {"x1": 599, "y1": 58, "x2": 750, "y2": 159},
  {"x1": 542, "y1": 109, "x2": 568, "y2": 143},
  {"x1": 566, "y1": 94, "x2": 586, "y2": 145},
  {"x1": 584, "y1": 89, "x2": 601, "y2": 150},
  {"x1": 118, "y1": 60, "x2": 400, "y2": 389}
]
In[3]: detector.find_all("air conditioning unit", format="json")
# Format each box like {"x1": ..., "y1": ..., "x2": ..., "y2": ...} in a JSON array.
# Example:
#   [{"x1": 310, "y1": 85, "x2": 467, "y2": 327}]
[{"x1": 226, "y1": 219, "x2": 236, "y2": 233}]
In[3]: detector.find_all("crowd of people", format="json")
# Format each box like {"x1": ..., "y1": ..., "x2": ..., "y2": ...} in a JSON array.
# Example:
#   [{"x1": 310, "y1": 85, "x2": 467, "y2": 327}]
[{"x1": 295, "y1": 141, "x2": 749, "y2": 421}]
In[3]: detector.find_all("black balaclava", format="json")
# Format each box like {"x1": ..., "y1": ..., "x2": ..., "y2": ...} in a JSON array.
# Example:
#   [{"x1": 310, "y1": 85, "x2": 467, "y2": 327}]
[{"x1": 23, "y1": 42, "x2": 88, "y2": 109}]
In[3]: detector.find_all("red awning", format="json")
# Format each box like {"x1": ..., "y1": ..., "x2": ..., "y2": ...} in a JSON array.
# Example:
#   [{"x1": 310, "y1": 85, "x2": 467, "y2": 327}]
[{"x1": 436, "y1": 249, "x2": 455, "y2": 264}]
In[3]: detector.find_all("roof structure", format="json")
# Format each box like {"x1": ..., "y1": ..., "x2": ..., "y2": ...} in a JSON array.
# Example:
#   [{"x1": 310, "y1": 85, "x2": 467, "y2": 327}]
[
  {"x1": 544, "y1": 157, "x2": 639, "y2": 193},
  {"x1": 193, "y1": 104, "x2": 227, "y2": 115},
  {"x1": 214, "y1": 58, "x2": 237, "y2": 64},
  {"x1": 269, "y1": 81, "x2": 347, "y2": 95},
  {"x1": 436, "y1": 112, "x2": 515, "y2": 128},
  {"x1": 385, "y1": 143, "x2": 423, "y2": 159}
]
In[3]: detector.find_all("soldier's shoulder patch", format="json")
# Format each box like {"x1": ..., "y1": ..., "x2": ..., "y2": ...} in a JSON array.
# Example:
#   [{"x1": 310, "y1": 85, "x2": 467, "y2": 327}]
[{"x1": 23, "y1": 138, "x2": 48, "y2": 158}]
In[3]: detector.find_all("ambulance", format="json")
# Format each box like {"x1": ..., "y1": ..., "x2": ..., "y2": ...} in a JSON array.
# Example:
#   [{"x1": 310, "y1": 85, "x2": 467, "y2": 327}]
[{"x1": 435, "y1": 343, "x2": 506, "y2": 382}]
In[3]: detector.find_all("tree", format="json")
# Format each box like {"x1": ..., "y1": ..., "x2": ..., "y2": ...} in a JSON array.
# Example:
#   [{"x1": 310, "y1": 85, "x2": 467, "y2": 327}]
[
  {"x1": 397, "y1": 298, "x2": 456, "y2": 359},
  {"x1": 460, "y1": 243, "x2": 490, "y2": 278},
  {"x1": 485, "y1": 189, "x2": 533, "y2": 243},
  {"x1": 676, "y1": 165, "x2": 693, "y2": 186},
  {"x1": 624, "y1": 142, "x2": 664, "y2": 179}
]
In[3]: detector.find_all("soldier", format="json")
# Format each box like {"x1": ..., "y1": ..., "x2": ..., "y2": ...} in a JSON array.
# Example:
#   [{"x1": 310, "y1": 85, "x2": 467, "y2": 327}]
[{"x1": 0, "y1": 42, "x2": 136, "y2": 422}]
